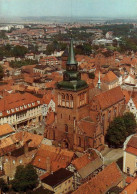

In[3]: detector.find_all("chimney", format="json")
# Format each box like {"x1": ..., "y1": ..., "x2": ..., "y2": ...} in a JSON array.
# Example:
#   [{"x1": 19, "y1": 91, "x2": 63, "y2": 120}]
[{"x1": 46, "y1": 157, "x2": 51, "y2": 173}]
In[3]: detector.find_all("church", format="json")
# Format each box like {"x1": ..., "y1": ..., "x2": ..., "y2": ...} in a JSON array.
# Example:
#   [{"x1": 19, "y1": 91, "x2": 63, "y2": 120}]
[{"x1": 45, "y1": 40, "x2": 104, "y2": 152}]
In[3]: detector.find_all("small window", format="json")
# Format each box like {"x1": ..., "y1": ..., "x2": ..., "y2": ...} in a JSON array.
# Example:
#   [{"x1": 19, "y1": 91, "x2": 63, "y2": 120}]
[
  {"x1": 11, "y1": 109, "x2": 14, "y2": 113},
  {"x1": 32, "y1": 102, "x2": 35, "y2": 106},
  {"x1": 28, "y1": 104, "x2": 31, "y2": 107},
  {"x1": 6, "y1": 159, "x2": 8, "y2": 162},
  {"x1": 13, "y1": 160, "x2": 15, "y2": 164}
]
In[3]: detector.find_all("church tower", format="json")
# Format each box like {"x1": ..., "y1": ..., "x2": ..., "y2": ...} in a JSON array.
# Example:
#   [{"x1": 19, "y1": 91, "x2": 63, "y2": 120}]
[{"x1": 54, "y1": 39, "x2": 89, "y2": 150}]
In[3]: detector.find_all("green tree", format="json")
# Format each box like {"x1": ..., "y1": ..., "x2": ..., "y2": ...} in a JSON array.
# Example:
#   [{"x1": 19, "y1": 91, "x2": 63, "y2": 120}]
[
  {"x1": 106, "y1": 112, "x2": 137, "y2": 148},
  {"x1": 0, "y1": 65, "x2": 4, "y2": 80},
  {"x1": 12, "y1": 45, "x2": 28, "y2": 57},
  {"x1": 11, "y1": 164, "x2": 38, "y2": 192},
  {"x1": 106, "y1": 116, "x2": 127, "y2": 148},
  {"x1": 0, "y1": 178, "x2": 9, "y2": 192},
  {"x1": 123, "y1": 112, "x2": 137, "y2": 136}
]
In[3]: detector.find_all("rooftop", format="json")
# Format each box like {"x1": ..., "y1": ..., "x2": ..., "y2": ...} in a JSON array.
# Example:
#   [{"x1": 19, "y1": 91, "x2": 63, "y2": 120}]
[{"x1": 41, "y1": 168, "x2": 73, "y2": 188}]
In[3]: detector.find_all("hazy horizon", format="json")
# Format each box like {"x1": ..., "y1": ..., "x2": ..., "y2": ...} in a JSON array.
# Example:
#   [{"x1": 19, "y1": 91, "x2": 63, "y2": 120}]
[{"x1": 0, "y1": 0, "x2": 137, "y2": 19}]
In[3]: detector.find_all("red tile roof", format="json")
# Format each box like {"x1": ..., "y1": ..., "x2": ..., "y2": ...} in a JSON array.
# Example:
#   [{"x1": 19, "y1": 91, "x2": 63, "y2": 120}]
[
  {"x1": 121, "y1": 177, "x2": 137, "y2": 194},
  {"x1": 0, "y1": 131, "x2": 43, "y2": 156},
  {"x1": 0, "y1": 124, "x2": 14, "y2": 137},
  {"x1": 72, "y1": 152, "x2": 98, "y2": 171},
  {"x1": 127, "y1": 135, "x2": 137, "y2": 149},
  {"x1": 126, "y1": 147, "x2": 137, "y2": 156},
  {"x1": 32, "y1": 144, "x2": 74, "y2": 172},
  {"x1": 77, "y1": 119, "x2": 96, "y2": 138},
  {"x1": 102, "y1": 71, "x2": 118, "y2": 83},
  {"x1": 73, "y1": 162, "x2": 123, "y2": 194},
  {"x1": 93, "y1": 86, "x2": 124, "y2": 110},
  {"x1": 0, "y1": 92, "x2": 41, "y2": 117}
]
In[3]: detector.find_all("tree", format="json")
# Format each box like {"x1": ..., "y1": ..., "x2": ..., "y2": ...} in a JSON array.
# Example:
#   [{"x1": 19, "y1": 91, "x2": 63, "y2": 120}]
[
  {"x1": 106, "y1": 112, "x2": 137, "y2": 148},
  {"x1": 12, "y1": 45, "x2": 28, "y2": 57},
  {"x1": 106, "y1": 116, "x2": 127, "y2": 148},
  {"x1": 0, "y1": 178, "x2": 9, "y2": 192},
  {"x1": 0, "y1": 65, "x2": 4, "y2": 80},
  {"x1": 11, "y1": 164, "x2": 38, "y2": 192},
  {"x1": 123, "y1": 112, "x2": 137, "y2": 136}
]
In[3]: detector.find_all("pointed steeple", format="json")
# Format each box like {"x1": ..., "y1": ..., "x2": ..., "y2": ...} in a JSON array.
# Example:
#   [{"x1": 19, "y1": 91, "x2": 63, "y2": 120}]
[
  {"x1": 67, "y1": 39, "x2": 77, "y2": 65},
  {"x1": 97, "y1": 71, "x2": 101, "y2": 89}
]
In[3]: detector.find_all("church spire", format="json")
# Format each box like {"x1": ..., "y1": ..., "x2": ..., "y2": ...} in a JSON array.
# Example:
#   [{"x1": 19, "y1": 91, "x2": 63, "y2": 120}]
[
  {"x1": 67, "y1": 39, "x2": 77, "y2": 65},
  {"x1": 97, "y1": 71, "x2": 101, "y2": 89}
]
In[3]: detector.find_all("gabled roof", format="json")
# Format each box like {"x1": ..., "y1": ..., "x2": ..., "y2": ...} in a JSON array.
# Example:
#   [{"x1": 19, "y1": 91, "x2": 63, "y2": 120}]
[
  {"x1": 72, "y1": 152, "x2": 98, "y2": 171},
  {"x1": 41, "y1": 168, "x2": 73, "y2": 188},
  {"x1": 93, "y1": 86, "x2": 124, "y2": 110},
  {"x1": 72, "y1": 152, "x2": 103, "y2": 179},
  {"x1": 0, "y1": 92, "x2": 41, "y2": 117},
  {"x1": 77, "y1": 119, "x2": 96, "y2": 138},
  {"x1": 32, "y1": 144, "x2": 74, "y2": 172},
  {"x1": 0, "y1": 124, "x2": 14, "y2": 137},
  {"x1": 0, "y1": 131, "x2": 43, "y2": 156},
  {"x1": 102, "y1": 71, "x2": 118, "y2": 83},
  {"x1": 73, "y1": 162, "x2": 123, "y2": 194}
]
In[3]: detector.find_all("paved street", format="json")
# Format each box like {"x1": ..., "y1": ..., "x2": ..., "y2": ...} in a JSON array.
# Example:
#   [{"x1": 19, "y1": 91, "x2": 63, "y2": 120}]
[{"x1": 101, "y1": 147, "x2": 123, "y2": 166}]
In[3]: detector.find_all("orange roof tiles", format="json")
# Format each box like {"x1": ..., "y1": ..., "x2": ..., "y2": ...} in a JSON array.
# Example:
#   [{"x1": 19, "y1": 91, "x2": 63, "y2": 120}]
[
  {"x1": 93, "y1": 86, "x2": 124, "y2": 110},
  {"x1": 125, "y1": 176, "x2": 135, "y2": 184},
  {"x1": 0, "y1": 124, "x2": 14, "y2": 137},
  {"x1": 0, "y1": 92, "x2": 41, "y2": 117},
  {"x1": 72, "y1": 152, "x2": 98, "y2": 171},
  {"x1": 122, "y1": 90, "x2": 131, "y2": 104},
  {"x1": 126, "y1": 147, "x2": 137, "y2": 156},
  {"x1": 73, "y1": 162, "x2": 123, "y2": 194},
  {"x1": 0, "y1": 131, "x2": 43, "y2": 156},
  {"x1": 77, "y1": 119, "x2": 96, "y2": 138},
  {"x1": 121, "y1": 177, "x2": 137, "y2": 194},
  {"x1": 32, "y1": 144, "x2": 74, "y2": 172},
  {"x1": 127, "y1": 135, "x2": 137, "y2": 149},
  {"x1": 102, "y1": 71, "x2": 118, "y2": 83}
]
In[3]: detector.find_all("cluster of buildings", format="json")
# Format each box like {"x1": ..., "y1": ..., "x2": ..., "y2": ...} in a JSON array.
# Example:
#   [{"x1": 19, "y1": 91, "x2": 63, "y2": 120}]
[{"x1": 1, "y1": 21, "x2": 137, "y2": 193}]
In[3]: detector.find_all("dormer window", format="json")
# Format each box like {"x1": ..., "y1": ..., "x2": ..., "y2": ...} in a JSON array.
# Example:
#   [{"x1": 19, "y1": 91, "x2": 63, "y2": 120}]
[
  {"x1": 0, "y1": 112, "x2": 2, "y2": 116},
  {"x1": 20, "y1": 106, "x2": 23, "y2": 110},
  {"x1": 16, "y1": 108, "x2": 19, "y2": 111},
  {"x1": 37, "y1": 101, "x2": 40, "y2": 104},
  {"x1": 24, "y1": 105, "x2": 27, "y2": 108},
  {"x1": 7, "y1": 110, "x2": 10, "y2": 114},
  {"x1": 11, "y1": 109, "x2": 14, "y2": 113},
  {"x1": 28, "y1": 104, "x2": 31, "y2": 107},
  {"x1": 32, "y1": 102, "x2": 35, "y2": 106}
]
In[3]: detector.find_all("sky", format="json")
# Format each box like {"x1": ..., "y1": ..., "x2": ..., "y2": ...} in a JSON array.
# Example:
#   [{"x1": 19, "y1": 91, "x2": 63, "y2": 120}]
[{"x1": 0, "y1": 0, "x2": 137, "y2": 18}]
